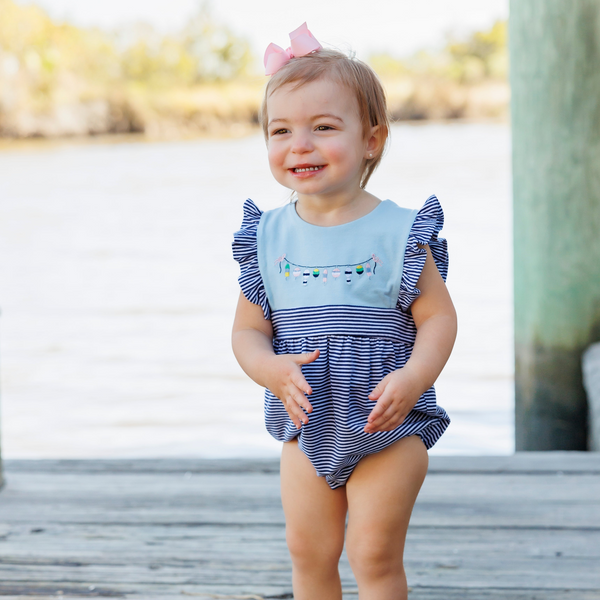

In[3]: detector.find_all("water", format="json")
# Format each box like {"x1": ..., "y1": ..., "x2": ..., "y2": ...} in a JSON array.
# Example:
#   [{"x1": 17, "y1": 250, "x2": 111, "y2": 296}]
[{"x1": 0, "y1": 122, "x2": 513, "y2": 458}]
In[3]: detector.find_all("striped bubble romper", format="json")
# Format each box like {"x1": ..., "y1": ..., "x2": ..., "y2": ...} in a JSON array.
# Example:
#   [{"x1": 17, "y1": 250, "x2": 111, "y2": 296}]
[{"x1": 233, "y1": 195, "x2": 451, "y2": 490}]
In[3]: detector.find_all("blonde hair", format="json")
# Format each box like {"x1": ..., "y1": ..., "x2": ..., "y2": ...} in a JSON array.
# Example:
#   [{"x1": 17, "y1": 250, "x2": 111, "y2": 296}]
[{"x1": 261, "y1": 49, "x2": 390, "y2": 188}]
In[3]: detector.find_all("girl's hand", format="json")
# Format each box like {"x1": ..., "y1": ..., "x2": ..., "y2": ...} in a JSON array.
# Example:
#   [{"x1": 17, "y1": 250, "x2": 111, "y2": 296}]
[
  {"x1": 365, "y1": 366, "x2": 422, "y2": 433},
  {"x1": 264, "y1": 349, "x2": 320, "y2": 429},
  {"x1": 232, "y1": 293, "x2": 321, "y2": 430},
  {"x1": 364, "y1": 245, "x2": 457, "y2": 434}
]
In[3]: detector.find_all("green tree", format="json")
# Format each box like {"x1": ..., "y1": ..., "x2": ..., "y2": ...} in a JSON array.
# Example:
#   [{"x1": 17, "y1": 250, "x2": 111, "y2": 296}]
[{"x1": 181, "y1": 4, "x2": 252, "y2": 82}]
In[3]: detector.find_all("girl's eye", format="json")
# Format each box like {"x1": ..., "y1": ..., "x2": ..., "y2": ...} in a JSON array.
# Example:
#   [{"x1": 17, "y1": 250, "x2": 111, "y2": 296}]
[
  {"x1": 316, "y1": 125, "x2": 332, "y2": 131},
  {"x1": 271, "y1": 128, "x2": 289, "y2": 136}
]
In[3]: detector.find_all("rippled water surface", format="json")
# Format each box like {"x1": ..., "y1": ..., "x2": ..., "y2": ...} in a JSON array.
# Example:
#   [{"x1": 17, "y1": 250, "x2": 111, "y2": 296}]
[{"x1": 0, "y1": 122, "x2": 512, "y2": 458}]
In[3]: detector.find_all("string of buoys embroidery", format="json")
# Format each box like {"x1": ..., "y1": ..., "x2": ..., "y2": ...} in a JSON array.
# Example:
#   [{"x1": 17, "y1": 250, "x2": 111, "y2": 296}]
[{"x1": 275, "y1": 254, "x2": 383, "y2": 286}]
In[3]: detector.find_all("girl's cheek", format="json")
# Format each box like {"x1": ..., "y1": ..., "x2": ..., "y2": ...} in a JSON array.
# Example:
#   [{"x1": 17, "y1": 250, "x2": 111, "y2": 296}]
[
  {"x1": 267, "y1": 144, "x2": 281, "y2": 168},
  {"x1": 267, "y1": 145, "x2": 289, "y2": 184},
  {"x1": 327, "y1": 143, "x2": 356, "y2": 164}
]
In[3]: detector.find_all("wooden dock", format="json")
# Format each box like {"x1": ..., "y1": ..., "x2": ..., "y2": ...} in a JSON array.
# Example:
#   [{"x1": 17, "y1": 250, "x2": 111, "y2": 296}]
[{"x1": 0, "y1": 453, "x2": 599, "y2": 599}]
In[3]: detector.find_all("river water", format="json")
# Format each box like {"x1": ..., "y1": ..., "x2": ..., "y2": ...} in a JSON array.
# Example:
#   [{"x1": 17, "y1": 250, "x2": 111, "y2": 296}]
[{"x1": 0, "y1": 121, "x2": 513, "y2": 458}]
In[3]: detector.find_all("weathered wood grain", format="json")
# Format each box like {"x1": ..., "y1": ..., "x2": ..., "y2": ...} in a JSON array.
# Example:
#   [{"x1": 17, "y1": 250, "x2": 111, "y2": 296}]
[
  {"x1": 0, "y1": 454, "x2": 598, "y2": 599},
  {"x1": 5, "y1": 452, "x2": 600, "y2": 474},
  {"x1": 2, "y1": 471, "x2": 599, "y2": 527},
  {"x1": 511, "y1": 0, "x2": 600, "y2": 451}
]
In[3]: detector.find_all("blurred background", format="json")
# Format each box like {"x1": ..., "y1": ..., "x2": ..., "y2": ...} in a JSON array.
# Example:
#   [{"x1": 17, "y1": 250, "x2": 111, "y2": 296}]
[{"x1": 0, "y1": 0, "x2": 511, "y2": 458}]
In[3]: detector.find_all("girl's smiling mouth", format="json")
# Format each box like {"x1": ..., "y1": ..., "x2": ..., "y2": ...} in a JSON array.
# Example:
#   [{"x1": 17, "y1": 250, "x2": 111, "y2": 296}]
[{"x1": 290, "y1": 165, "x2": 325, "y2": 174}]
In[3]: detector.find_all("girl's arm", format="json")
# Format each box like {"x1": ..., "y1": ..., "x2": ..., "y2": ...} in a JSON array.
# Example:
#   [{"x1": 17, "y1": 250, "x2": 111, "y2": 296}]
[
  {"x1": 365, "y1": 246, "x2": 457, "y2": 433},
  {"x1": 232, "y1": 291, "x2": 319, "y2": 428}
]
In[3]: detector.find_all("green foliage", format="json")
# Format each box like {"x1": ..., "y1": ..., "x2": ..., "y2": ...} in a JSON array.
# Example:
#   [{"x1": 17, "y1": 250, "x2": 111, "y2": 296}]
[
  {"x1": 446, "y1": 20, "x2": 507, "y2": 81},
  {"x1": 370, "y1": 20, "x2": 507, "y2": 83},
  {"x1": 181, "y1": 5, "x2": 252, "y2": 82},
  {"x1": 0, "y1": 0, "x2": 257, "y2": 136},
  {"x1": 0, "y1": 0, "x2": 253, "y2": 96}
]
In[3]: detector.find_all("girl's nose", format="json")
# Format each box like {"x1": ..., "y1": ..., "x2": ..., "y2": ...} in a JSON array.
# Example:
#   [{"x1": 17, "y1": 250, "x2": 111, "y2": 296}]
[{"x1": 290, "y1": 132, "x2": 314, "y2": 154}]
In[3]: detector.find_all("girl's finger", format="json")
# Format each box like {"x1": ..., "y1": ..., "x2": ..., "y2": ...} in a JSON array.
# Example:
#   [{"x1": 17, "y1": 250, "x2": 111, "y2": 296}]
[
  {"x1": 379, "y1": 420, "x2": 405, "y2": 432},
  {"x1": 286, "y1": 409, "x2": 302, "y2": 429},
  {"x1": 365, "y1": 391, "x2": 403, "y2": 432},
  {"x1": 292, "y1": 374, "x2": 313, "y2": 397},
  {"x1": 368, "y1": 409, "x2": 406, "y2": 433},
  {"x1": 368, "y1": 385, "x2": 383, "y2": 401},
  {"x1": 365, "y1": 415, "x2": 388, "y2": 432},
  {"x1": 379, "y1": 414, "x2": 407, "y2": 432},
  {"x1": 289, "y1": 392, "x2": 312, "y2": 421},
  {"x1": 291, "y1": 388, "x2": 313, "y2": 414},
  {"x1": 284, "y1": 397, "x2": 307, "y2": 427},
  {"x1": 368, "y1": 373, "x2": 392, "y2": 400},
  {"x1": 292, "y1": 349, "x2": 320, "y2": 365},
  {"x1": 367, "y1": 395, "x2": 392, "y2": 423}
]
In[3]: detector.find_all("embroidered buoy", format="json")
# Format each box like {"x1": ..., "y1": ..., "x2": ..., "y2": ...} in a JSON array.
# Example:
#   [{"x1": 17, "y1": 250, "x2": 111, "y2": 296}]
[
  {"x1": 356, "y1": 264, "x2": 364, "y2": 275},
  {"x1": 293, "y1": 267, "x2": 301, "y2": 279},
  {"x1": 303, "y1": 270, "x2": 310, "y2": 286},
  {"x1": 285, "y1": 263, "x2": 290, "y2": 279},
  {"x1": 372, "y1": 254, "x2": 382, "y2": 274},
  {"x1": 312, "y1": 268, "x2": 320, "y2": 278},
  {"x1": 332, "y1": 267, "x2": 341, "y2": 280},
  {"x1": 323, "y1": 269, "x2": 328, "y2": 284},
  {"x1": 345, "y1": 269, "x2": 352, "y2": 284},
  {"x1": 275, "y1": 254, "x2": 286, "y2": 273},
  {"x1": 365, "y1": 261, "x2": 372, "y2": 277}
]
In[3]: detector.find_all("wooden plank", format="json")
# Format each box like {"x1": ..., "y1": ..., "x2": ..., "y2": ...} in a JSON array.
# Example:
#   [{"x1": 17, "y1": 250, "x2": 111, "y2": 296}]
[
  {"x1": 5, "y1": 452, "x2": 600, "y2": 474},
  {"x1": 428, "y1": 452, "x2": 600, "y2": 473},
  {"x1": 0, "y1": 456, "x2": 598, "y2": 599},
  {"x1": 0, "y1": 589, "x2": 599, "y2": 600},
  {"x1": 1, "y1": 459, "x2": 282, "y2": 474},
  {"x1": 407, "y1": 590, "x2": 600, "y2": 600},
  {"x1": 2, "y1": 470, "x2": 599, "y2": 528},
  {"x1": 0, "y1": 588, "x2": 598, "y2": 600},
  {"x1": 0, "y1": 526, "x2": 597, "y2": 587}
]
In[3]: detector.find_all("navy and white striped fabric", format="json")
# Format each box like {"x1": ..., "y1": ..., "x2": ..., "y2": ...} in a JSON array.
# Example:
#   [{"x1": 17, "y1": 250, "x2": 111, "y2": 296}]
[
  {"x1": 232, "y1": 196, "x2": 450, "y2": 489},
  {"x1": 397, "y1": 198, "x2": 448, "y2": 312},
  {"x1": 232, "y1": 199, "x2": 271, "y2": 320}
]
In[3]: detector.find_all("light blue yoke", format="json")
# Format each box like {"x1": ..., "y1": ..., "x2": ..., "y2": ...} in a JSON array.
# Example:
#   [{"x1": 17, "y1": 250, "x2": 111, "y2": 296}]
[{"x1": 257, "y1": 200, "x2": 418, "y2": 311}]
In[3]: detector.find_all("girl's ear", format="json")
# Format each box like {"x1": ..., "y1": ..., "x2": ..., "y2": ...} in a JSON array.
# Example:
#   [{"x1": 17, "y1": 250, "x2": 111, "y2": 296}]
[{"x1": 365, "y1": 124, "x2": 385, "y2": 158}]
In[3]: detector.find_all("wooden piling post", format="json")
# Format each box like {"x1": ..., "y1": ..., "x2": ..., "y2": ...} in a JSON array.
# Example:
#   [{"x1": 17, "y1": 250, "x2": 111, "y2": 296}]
[{"x1": 510, "y1": 0, "x2": 600, "y2": 449}]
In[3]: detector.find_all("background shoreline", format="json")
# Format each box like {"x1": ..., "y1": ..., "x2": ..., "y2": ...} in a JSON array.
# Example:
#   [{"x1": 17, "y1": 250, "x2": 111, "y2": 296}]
[{"x1": 0, "y1": 0, "x2": 508, "y2": 140}]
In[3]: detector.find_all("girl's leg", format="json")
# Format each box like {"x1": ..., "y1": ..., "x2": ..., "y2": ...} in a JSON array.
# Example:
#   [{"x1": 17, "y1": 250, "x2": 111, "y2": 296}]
[
  {"x1": 345, "y1": 435, "x2": 428, "y2": 600},
  {"x1": 280, "y1": 439, "x2": 348, "y2": 600}
]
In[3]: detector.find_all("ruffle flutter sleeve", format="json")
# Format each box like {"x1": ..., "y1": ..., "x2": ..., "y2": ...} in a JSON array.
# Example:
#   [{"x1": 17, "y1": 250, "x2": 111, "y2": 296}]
[
  {"x1": 232, "y1": 198, "x2": 271, "y2": 320},
  {"x1": 397, "y1": 194, "x2": 449, "y2": 313}
]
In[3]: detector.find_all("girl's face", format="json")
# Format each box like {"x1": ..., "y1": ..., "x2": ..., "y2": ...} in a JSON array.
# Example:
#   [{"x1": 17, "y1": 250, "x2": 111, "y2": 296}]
[{"x1": 266, "y1": 78, "x2": 375, "y2": 203}]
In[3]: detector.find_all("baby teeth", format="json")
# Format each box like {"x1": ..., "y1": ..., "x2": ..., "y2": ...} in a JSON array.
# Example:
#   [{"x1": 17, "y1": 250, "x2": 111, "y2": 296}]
[{"x1": 294, "y1": 166, "x2": 322, "y2": 172}]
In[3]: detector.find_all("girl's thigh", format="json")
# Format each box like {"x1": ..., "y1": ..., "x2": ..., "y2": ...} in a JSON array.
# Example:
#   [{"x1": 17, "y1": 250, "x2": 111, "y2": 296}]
[
  {"x1": 345, "y1": 435, "x2": 428, "y2": 560},
  {"x1": 280, "y1": 440, "x2": 348, "y2": 559}
]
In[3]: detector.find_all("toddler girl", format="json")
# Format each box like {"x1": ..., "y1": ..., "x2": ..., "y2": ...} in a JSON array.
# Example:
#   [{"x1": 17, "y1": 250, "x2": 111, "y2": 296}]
[{"x1": 232, "y1": 23, "x2": 457, "y2": 600}]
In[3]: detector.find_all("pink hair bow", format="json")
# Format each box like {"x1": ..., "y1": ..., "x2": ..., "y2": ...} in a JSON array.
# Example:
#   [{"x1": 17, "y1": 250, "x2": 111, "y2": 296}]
[{"x1": 264, "y1": 22, "x2": 322, "y2": 76}]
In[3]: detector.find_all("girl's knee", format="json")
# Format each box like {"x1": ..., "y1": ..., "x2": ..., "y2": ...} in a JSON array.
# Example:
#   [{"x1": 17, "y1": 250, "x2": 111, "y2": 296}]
[
  {"x1": 286, "y1": 526, "x2": 344, "y2": 571},
  {"x1": 346, "y1": 538, "x2": 404, "y2": 580}
]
